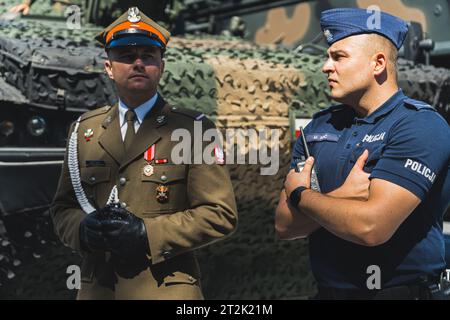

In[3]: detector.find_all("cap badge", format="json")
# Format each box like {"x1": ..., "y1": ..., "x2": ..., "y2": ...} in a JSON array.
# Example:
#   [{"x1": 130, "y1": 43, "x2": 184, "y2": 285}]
[
  {"x1": 324, "y1": 29, "x2": 333, "y2": 42},
  {"x1": 128, "y1": 7, "x2": 141, "y2": 23}
]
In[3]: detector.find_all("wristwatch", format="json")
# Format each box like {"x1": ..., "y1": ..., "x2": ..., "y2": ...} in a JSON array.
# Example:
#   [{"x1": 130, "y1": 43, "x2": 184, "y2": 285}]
[{"x1": 289, "y1": 186, "x2": 308, "y2": 208}]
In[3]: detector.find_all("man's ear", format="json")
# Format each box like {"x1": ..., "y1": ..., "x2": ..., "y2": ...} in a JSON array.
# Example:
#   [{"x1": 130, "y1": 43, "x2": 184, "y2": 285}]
[
  {"x1": 372, "y1": 52, "x2": 387, "y2": 77},
  {"x1": 104, "y1": 59, "x2": 114, "y2": 80}
]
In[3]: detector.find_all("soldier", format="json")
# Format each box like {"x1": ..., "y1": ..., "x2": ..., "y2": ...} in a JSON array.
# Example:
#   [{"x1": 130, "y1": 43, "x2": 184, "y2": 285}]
[
  {"x1": 276, "y1": 8, "x2": 450, "y2": 299},
  {"x1": 51, "y1": 7, "x2": 238, "y2": 299}
]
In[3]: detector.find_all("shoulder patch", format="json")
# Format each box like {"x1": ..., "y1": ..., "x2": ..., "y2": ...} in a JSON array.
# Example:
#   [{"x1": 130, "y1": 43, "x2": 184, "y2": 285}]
[
  {"x1": 313, "y1": 104, "x2": 346, "y2": 119},
  {"x1": 80, "y1": 105, "x2": 112, "y2": 122},
  {"x1": 403, "y1": 98, "x2": 435, "y2": 111},
  {"x1": 170, "y1": 106, "x2": 205, "y2": 120}
]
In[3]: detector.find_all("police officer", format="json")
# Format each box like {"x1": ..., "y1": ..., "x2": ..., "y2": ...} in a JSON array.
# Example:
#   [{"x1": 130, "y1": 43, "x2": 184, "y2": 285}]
[
  {"x1": 51, "y1": 7, "x2": 238, "y2": 299},
  {"x1": 276, "y1": 8, "x2": 450, "y2": 299}
]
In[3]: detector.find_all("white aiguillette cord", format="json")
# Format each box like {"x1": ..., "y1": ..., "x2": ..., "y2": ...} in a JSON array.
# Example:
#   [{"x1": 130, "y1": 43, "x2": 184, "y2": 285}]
[{"x1": 68, "y1": 117, "x2": 118, "y2": 214}]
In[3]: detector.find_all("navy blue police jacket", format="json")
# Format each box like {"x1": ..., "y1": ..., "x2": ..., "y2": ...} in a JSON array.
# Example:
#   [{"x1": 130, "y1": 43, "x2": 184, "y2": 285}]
[{"x1": 290, "y1": 90, "x2": 450, "y2": 289}]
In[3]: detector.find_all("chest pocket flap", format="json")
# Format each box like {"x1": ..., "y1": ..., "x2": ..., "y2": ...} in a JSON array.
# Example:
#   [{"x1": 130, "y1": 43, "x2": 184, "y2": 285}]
[
  {"x1": 80, "y1": 167, "x2": 111, "y2": 186},
  {"x1": 141, "y1": 165, "x2": 187, "y2": 184}
]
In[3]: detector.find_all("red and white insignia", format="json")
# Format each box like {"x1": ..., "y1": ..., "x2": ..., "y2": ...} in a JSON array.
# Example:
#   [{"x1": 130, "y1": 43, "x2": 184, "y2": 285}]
[
  {"x1": 214, "y1": 145, "x2": 225, "y2": 165},
  {"x1": 155, "y1": 159, "x2": 168, "y2": 164},
  {"x1": 144, "y1": 144, "x2": 155, "y2": 162},
  {"x1": 84, "y1": 129, "x2": 94, "y2": 141}
]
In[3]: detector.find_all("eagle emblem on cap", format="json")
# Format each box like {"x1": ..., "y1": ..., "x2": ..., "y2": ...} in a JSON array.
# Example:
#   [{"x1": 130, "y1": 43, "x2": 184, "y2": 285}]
[
  {"x1": 324, "y1": 29, "x2": 333, "y2": 42},
  {"x1": 128, "y1": 7, "x2": 141, "y2": 23}
]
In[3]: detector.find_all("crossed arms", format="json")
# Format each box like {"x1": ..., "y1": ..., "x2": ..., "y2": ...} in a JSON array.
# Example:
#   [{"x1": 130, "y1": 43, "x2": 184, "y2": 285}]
[{"x1": 275, "y1": 150, "x2": 421, "y2": 246}]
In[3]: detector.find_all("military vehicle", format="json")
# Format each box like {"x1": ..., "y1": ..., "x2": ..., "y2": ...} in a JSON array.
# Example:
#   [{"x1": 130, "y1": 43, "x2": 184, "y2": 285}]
[{"x1": 0, "y1": 0, "x2": 449, "y2": 299}]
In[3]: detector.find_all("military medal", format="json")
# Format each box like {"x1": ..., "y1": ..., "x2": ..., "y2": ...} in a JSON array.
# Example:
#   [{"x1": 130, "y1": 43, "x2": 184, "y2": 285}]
[
  {"x1": 143, "y1": 144, "x2": 156, "y2": 176},
  {"x1": 156, "y1": 185, "x2": 169, "y2": 203},
  {"x1": 84, "y1": 129, "x2": 94, "y2": 142}
]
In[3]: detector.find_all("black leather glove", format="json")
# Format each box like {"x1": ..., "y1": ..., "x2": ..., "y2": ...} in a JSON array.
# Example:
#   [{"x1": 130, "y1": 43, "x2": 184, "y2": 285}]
[
  {"x1": 100, "y1": 206, "x2": 150, "y2": 260},
  {"x1": 79, "y1": 210, "x2": 109, "y2": 253}
]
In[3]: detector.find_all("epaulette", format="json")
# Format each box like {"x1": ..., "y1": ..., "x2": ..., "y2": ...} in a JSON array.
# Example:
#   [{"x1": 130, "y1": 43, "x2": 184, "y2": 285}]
[
  {"x1": 403, "y1": 98, "x2": 436, "y2": 111},
  {"x1": 80, "y1": 105, "x2": 112, "y2": 122},
  {"x1": 312, "y1": 104, "x2": 346, "y2": 119},
  {"x1": 170, "y1": 106, "x2": 206, "y2": 120}
]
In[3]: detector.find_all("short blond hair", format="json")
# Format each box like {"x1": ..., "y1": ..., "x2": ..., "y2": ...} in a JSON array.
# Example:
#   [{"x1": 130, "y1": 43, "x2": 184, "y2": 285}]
[{"x1": 364, "y1": 34, "x2": 398, "y2": 76}]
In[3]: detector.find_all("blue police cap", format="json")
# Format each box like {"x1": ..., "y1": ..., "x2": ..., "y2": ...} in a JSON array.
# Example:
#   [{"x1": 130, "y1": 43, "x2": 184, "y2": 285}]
[{"x1": 320, "y1": 8, "x2": 409, "y2": 50}]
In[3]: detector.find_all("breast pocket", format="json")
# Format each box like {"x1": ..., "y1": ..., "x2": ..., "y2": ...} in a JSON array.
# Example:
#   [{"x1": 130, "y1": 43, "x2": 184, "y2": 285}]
[
  {"x1": 141, "y1": 164, "x2": 188, "y2": 215},
  {"x1": 80, "y1": 166, "x2": 111, "y2": 202}
]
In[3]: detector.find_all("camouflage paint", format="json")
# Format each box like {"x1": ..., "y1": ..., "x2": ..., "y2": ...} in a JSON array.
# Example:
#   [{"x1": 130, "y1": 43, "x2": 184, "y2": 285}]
[
  {"x1": 241, "y1": 0, "x2": 450, "y2": 50},
  {"x1": 255, "y1": 2, "x2": 312, "y2": 46}
]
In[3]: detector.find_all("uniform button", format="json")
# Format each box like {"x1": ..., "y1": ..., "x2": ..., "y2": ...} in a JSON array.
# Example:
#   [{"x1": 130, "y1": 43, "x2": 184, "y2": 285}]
[
  {"x1": 161, "y1": 175, "x2": 167, "y2": 182},
  {"x1": 188, "y1": 276, "x2": 194, "y2": 282},
  {"x1": 352, "y1": 132, "x2": 358, "y2": 136},
  {"x1": 356, "y1": 143, "x2": 362, "y2": 147},
  {"x1": 89, "y1": 176, "x2": 96, "y2": 183},
  {"x1": 119, "y1": 177, "x2": 126, "y2": 186},
  {"x1": 162, "y1": 251, "x2": 171, "y2": 258},
  {"x1": 120, "y1": 202, "x2": 127, "y2": 208}
]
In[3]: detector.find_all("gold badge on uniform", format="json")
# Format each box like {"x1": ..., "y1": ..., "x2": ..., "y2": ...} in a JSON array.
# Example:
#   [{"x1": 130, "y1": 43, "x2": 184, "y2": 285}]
[
  {"x1": 84, "y1": 129, "x2": 94, "y2": 142},
  {"x1": 156, "y1": 185, "x2": 169, "y2": 203}
]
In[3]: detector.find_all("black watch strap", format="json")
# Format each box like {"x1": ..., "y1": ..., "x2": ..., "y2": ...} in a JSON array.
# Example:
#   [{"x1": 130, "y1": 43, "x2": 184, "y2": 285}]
[{"x1": 289, "y1": 186, "x2": 308, "y2": 207}]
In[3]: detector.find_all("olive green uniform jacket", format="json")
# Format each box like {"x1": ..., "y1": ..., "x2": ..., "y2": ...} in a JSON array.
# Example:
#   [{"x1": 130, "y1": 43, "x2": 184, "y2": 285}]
[{"x1": 51, "y1": 95, "x2": 238, "y2": 299}]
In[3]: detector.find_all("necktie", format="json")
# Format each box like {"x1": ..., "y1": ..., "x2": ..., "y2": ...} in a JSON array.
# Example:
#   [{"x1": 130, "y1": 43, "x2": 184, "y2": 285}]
[{"x1": 124, "y1": 109, "x2": 136, "y2": 150}]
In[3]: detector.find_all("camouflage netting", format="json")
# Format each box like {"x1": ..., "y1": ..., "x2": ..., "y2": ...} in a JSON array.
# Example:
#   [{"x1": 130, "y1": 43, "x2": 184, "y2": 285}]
[
  {"x1": 0, "y1": 209, "x2": 79, "y2": 299},
  {"x1": 398, "y1": 60, "x2": 450, "y2": 123},
  {"x1": 0, "y1": 0, "x2": 22, "y2": 15},
  {"x1": 1, "y1": 26, "x2": 449, "y2": 299},
  {"x1": 0, "y1": 19, "x2": 101, "y2": 45},
  {"x1": 0, "y1": 0, "x2": 84, "y2": 17}
]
